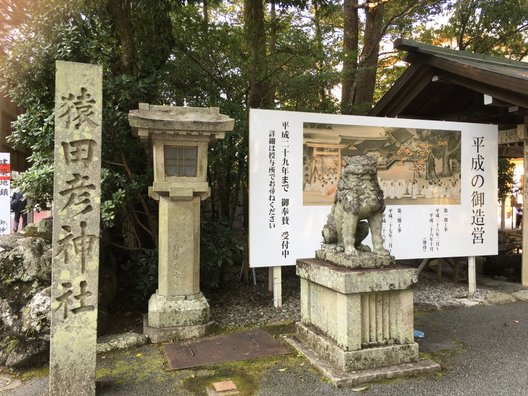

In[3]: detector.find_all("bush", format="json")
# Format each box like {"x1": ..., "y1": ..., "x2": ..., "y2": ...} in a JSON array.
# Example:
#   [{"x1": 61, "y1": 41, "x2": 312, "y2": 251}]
[
  {"x1": 115, "y1": 213, "x2": 242, "y2": 309},
  {"x1": 200, "y1": 214, "x2": 243, "y2": 291},
  {"x1": 118, "y1": 249, "x2": 158, "y2": 310}
]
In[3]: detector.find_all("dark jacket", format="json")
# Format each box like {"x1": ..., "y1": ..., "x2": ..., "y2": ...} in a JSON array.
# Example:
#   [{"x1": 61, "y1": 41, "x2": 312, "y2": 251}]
[{"x1": 10, "y1": 191, "x2": 26, "y2": 212}]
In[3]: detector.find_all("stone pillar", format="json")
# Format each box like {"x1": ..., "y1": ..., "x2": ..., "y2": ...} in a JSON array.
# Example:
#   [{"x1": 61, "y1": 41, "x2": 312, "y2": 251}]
[
  {"x1": 157, "y1": 196, "x2": 200, "y2": 297},
  {"x1": 129, "y1": 104, "x2": 234, "y2": 343},
  {"x1": 296, "y1": 258, "x2": 419, "y2": 372},
  {"x1": 49, "y1": 61, "x2": 102, "y2": 396}
]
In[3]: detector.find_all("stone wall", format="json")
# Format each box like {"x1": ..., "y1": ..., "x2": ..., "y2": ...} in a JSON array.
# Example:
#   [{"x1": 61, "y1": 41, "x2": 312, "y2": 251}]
[{"x1": 0, "y1": 234, "x2": 52, "y2": 367}]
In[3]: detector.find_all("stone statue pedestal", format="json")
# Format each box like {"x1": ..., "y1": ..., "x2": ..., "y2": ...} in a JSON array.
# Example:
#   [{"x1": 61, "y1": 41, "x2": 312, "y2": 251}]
[{"x1": 289, "y1": 258, "x2": 440, "y2": 386}]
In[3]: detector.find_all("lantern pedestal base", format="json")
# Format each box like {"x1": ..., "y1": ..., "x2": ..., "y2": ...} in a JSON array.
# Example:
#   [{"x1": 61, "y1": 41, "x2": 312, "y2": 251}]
[{"x1": 143, "y1": 291, "x2": 213, "y2": 343}]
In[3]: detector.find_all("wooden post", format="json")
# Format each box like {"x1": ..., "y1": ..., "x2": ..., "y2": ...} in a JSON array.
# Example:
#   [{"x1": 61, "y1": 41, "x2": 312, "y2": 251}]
[
  {"x1": 416, "y1": 258, "x2": 429, "y2": 275},
  {"x1": 522, "y1": 119, "x2": 528, "y2": 287},
  {"x1": 500, "y1": 200, "x2": 506, "y2": 230},
  {"x1": 270, "y1": 267, "x2": 282, "y2": 308},
  {"x1": 468, "y1": 256, "x2": 476, "y2": 295}
]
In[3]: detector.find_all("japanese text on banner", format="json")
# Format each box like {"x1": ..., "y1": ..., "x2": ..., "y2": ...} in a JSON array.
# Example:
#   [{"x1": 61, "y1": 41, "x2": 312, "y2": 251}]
[
  {"x1": 470, "y1": 137, "x2": 485, "y2": 244},
  {"x1": 281, "y1": 121, "x2": 290, "y2": 259}
]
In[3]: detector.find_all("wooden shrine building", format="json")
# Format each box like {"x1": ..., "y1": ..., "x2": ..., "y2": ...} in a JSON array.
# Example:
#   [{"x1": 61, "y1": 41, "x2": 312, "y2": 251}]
[{"x1": 370, "y1": 39, "x2": 528, "y2": 286}]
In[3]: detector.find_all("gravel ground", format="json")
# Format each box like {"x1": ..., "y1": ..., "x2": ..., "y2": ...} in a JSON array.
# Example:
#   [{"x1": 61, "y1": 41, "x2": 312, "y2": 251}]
[
  {"x1": 4, "y1": 263, "x2": 526, "y2": 396},
  {"x1": 209, "y1": 266, "x2": 301, "y2": 328},
  {"x1": 209, "y1": 264, "x2": 499, "y2": 329}
]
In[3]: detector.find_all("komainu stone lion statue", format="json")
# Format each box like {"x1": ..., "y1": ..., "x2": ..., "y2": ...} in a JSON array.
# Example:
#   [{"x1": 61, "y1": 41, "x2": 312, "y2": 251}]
[{"x1": 317, "y1": 155, "x2": 392, "y2": 268}]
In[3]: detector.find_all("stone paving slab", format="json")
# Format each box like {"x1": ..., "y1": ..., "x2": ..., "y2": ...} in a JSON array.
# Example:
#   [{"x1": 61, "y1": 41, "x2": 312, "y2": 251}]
[{"x1": 284, "y1": 335, "x2": 440, "y2": 388}]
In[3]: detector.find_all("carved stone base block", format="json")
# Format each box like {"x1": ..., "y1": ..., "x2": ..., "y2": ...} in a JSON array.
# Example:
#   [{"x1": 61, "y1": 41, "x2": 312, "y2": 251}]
[
  {"x1": 284, "y1": 334, "x2": 440, "y2": 388},
  {"x1": 295, "y1": 322, "x2": 419, "y2": 371},
  {"x1": 295, "y1": 258, "x2": 420, "y2": 374},
  {"x1": 315, "y1": 247, "x2": 395, "y2": 269},
  {"x1": 144, "y1": 291, "x2": 213, "y2": 343}
]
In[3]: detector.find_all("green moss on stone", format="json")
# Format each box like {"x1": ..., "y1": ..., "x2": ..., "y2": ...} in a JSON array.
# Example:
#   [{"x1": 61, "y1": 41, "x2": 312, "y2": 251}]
[{"x1": 182, "y1": 354, "x2": 302, "y2": 396}]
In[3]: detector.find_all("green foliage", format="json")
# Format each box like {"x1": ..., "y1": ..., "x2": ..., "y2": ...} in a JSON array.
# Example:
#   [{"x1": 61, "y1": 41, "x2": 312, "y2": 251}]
[
  {"x1": 2, "y1": 335, "x2": 21, "y2": 354},
  {"x1": 372, "y1": 0, "x2": 451, "y2": 103},
  {"x1": 1, "y1": 1, "x2": 170, "y2": 248},
  {"x1": 498, "y1": 157, "x2": 517, "y2": 202},
  {"x1": 118, "y1": 249, "x2": 158, "y2": 308},
  {"x1": 114, "y1": 214, "x2": 242, "y2": 308},
  {"x1": 375, "y1": 0, "x2": 528, "y2": 106},
  {"x1": 438, "y1": 0, "x2": 528, "y2": 59},
  {"x1": 200, "y1": 213, "x2": 243, "y2": 291},
  {"x1": 100, "y1": 187, "x2": 126, "y2": 228},
  {"x1": 11, "y1": 164, "x2": 53, "y2": 207},
  {"x1": 2, "y1": 0, "x2": 526, "y2": 297}
]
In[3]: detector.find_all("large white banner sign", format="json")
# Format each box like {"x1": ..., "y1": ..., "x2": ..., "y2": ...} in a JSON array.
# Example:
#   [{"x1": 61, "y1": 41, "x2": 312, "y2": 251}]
[
  {"x1": 249, "y1": 109, "x2": 498, "y2": 267},
  {"x1": 0, "y1": 153, "x2": 11, "y2": 235}
]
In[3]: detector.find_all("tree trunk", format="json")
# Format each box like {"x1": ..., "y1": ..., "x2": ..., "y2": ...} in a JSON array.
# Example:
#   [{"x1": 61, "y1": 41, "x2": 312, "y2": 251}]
[
  {"x1": 268, "y1": 0, "x2": 277, "y2": 105},
  {"x1": 440, "y1": 137, "x2": 461, "y2": 177},
  {"x1": 244, "y1": 0, "x2": 272, "y2": 109},
  {"x1": 426, "y1": 155, "x2": 437, "y2": 180},
  {"x1": 242, "y1": 0, "x2": 270, "y2": 238},
  {"x1": 313, "y1": 0, "x2": 327, "y2": 106},
  {"x1": 203, "y1": 0, "x2": 209, "y2": 32},
  {"x1": 106, "y1": 0, "x2": 137, "y2": 76},
  {"x1": 440, "y1": 150, "x2": 453, "y2": 177},
  {"x1": 341, "y1": 0, "x2": 359, "y2": 114},
  {"x1": 353, "y1": 2, "x2": 384, "y2": 113}
]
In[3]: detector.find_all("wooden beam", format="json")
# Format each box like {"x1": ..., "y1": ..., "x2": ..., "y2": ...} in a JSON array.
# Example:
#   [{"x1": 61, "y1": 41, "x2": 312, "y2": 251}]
[
  {"x1": 427, "y1": 56, "x2": 528, "y2": 97},
  {"x1": 370, "y1": 61, "x2": 434, "y2": 116},
  {"x1": 484, "y1": 95, "x2": 515, "y2": 107},
  {"x1": 518, "y1": 124, "x2": 528, "y2": 140},
  {"x1": 499, "y1": 145, "x2": 523, "y2": 158},
  {"x1": 437, "y1": 71, "x2": 528, "y2": 110},
  {"x1": 499, "y1": 128, "x2": 522, "y2": 144},
  {"x1": 523, "y1": 116, "x2": 528, "y2": 287}
]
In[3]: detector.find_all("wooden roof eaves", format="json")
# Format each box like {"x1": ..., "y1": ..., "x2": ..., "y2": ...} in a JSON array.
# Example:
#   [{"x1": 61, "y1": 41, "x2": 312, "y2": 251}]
[
  {"x1": 425, "y1": 56, "x2": 528, "y2": 97},
  {"x1": 396, "y1": 39, "x2": 528, "y2": 71},
  {"x1": 437, "y1": 72, "x2": 528, "y2": 109},
  {"x1": 369, "y1": 60, "x2": 434, "y2": 116}
]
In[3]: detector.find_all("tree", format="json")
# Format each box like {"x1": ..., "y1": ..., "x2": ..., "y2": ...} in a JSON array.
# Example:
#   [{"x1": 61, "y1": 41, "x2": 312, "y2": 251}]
[
  {"x1": 268, "y1": 1, "x2": 340, "y2": 113},
  {"x1": 341, "y1": 0, "x2": 359, "y2": 113},
  {"x1": 438, "y1": 0, "x2": 528, "y2": 59},
  {"x1": 1, "y1": 0, "x2": 178, "y2": 251},
  {"x1": 0, "y1": 0, "x2": 33, "y2": 53},
  {"x1": 341, "y1": 0, "x2": 447, "y2": 114},
  {"x1": 244, "y1": 0, "x2": 273, "y2": 109},
  {"x1": 415, "y1": 129, "x2": 461, "y2": 179}
]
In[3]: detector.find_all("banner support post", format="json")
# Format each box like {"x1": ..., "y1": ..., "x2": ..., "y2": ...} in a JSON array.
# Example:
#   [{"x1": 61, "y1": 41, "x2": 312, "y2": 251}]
[{"x1": 468, "y1": 256, "x2": 476, "y2": 295}]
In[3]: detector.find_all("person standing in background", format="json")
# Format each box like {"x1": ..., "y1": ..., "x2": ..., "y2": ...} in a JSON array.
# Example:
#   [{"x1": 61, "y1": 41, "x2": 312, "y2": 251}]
[
  {"x1": 516, "y1": 204, "x2": 523, "y2": 229},
  {"x1": 10, "y1": 188, "x2": 27, "y2": 232}
]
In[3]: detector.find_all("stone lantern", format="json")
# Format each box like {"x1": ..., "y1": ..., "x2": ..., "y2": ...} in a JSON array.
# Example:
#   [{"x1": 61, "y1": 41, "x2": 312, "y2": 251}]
[{"x1": 129, "y1": 104, "x2": 234, "y2": 342}]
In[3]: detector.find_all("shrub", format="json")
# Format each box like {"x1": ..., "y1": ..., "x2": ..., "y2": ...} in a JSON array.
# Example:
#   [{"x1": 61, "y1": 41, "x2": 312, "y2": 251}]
[{"x1": 200, "y1": 214, "x2": 243, "y2": 291}]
